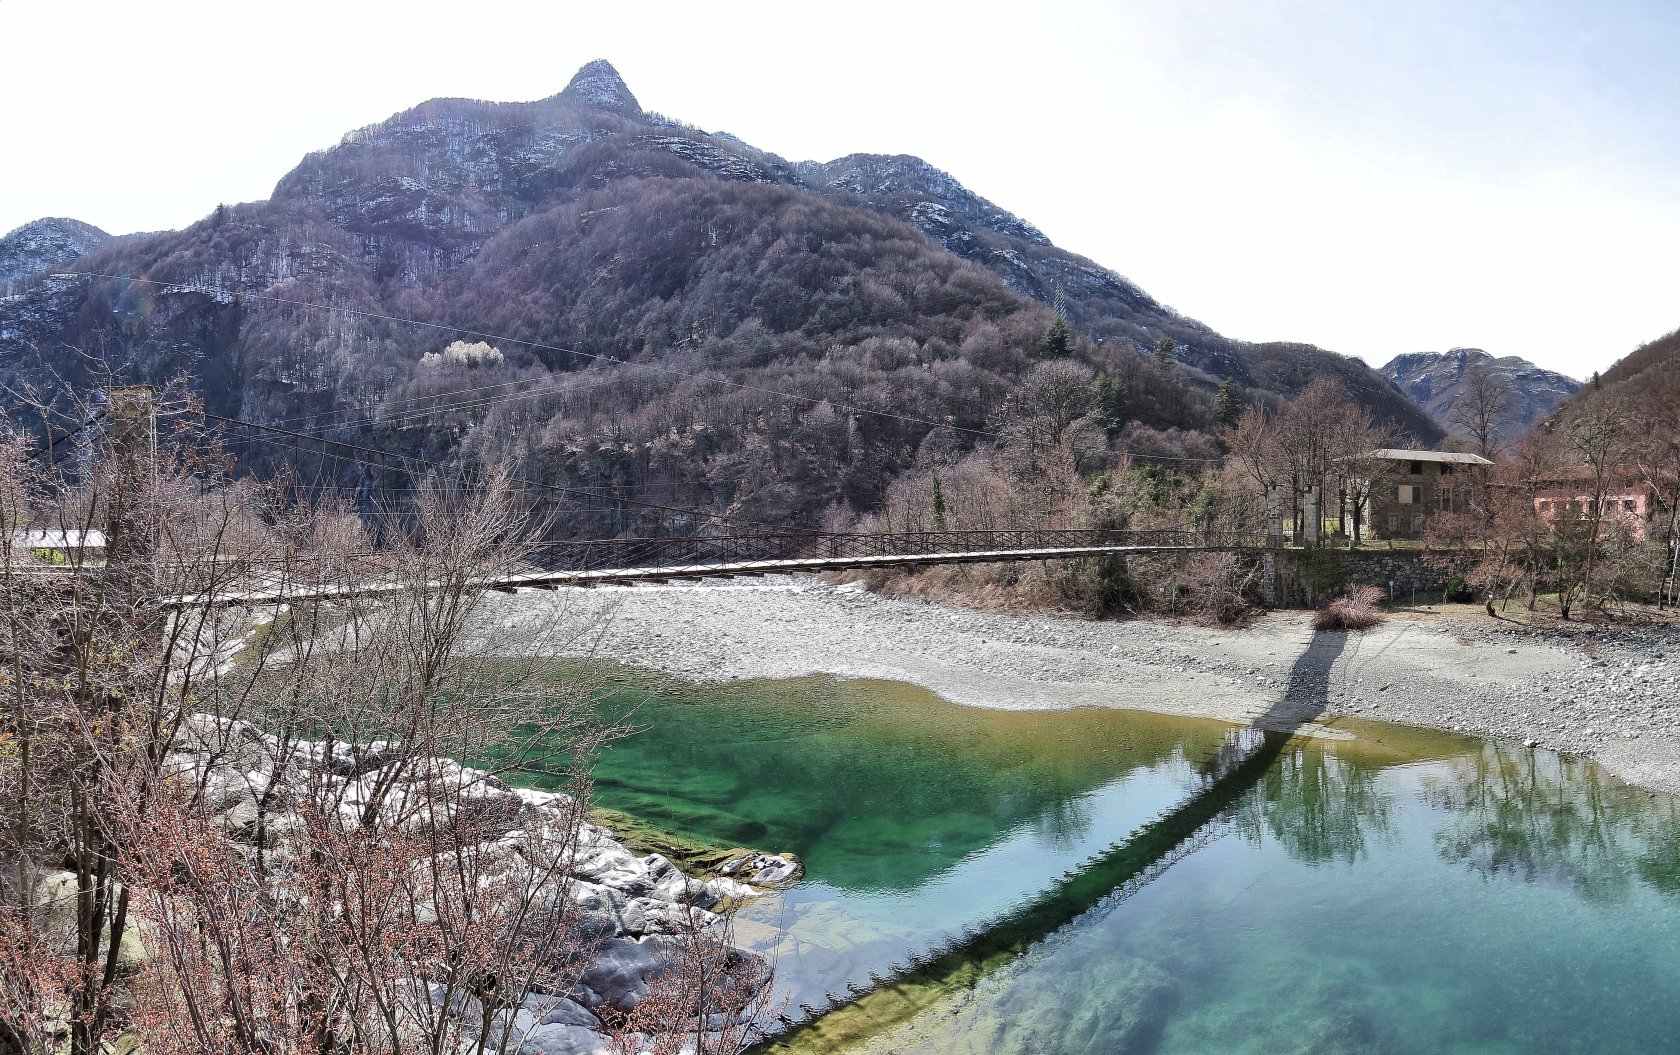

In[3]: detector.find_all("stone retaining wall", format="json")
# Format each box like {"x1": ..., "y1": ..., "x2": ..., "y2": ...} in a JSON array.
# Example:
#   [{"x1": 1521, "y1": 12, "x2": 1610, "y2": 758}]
[{"x1": 1265, "y1": 548, "x2": 1478, "y2": 608}]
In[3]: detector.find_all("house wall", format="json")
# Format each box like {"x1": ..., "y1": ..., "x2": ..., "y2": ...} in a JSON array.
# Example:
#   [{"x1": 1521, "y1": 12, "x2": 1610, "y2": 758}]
[
  {"x1": 1533, "y1": 485, "x2": 1654, "y2": 541},
  {"x1": 1364, "y1": 460, "x2": 1480, "y2": 539}
]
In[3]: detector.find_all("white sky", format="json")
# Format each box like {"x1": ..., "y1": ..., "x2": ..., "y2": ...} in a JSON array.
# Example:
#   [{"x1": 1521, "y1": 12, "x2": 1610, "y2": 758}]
[{"x1": 4, "y1": 0, "x2": 1677, "y2": 379}]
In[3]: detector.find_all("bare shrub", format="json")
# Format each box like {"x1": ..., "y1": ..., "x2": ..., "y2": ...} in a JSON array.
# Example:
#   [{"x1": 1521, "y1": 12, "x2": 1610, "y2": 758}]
[
  {"x1": 1313, "y1": 586, "x2": 1386, "y2": 631},
  {"x1": 0, "y1": 407, "x2": 762, "y2": 1055},
  {"x1": 1188, "y1": 552, "x2": 1261, "y2": 625}
]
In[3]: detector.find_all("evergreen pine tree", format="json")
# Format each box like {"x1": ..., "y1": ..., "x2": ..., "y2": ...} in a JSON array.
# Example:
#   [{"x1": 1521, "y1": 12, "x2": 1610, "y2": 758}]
[
  {"x1": 1039, "y1": 318, "x2": 1072, "y2": 359},
  {"x1": 1154, "y1": 335, "x2": 1175, "y2": 365},
  {"x1": 931, "y1": 474, "x2": 947, "y2": 532},
  {"x1": 1215, "y1": 378, "x2": 1243, "y2": 428},
  {"x1": 1095, "y1": 376, "x2": 1125, "y2": 435},
  {"x1": 1591, "y1": 370, "x2": 1602, "y2": 390}
]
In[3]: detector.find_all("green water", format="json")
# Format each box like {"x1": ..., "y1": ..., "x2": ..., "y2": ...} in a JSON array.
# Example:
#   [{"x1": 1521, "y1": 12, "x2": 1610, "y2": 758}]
[{"x1": 523, "y1": 672, "x2": 1680, "y2": 1054}]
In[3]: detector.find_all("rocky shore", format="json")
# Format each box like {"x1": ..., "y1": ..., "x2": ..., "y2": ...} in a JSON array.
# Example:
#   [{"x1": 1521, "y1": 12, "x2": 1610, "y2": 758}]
[
  {"x1": 489, "y1": 578, "x2": 1680, "y2": 794},
  {"x1": 25, "y1": 715, "x2": 800, "y2": 1055}
]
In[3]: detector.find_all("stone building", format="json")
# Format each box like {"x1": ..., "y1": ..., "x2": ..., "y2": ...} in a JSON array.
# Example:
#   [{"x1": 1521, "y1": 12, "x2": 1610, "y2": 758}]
[{"x1": 1357, "y1": 449, "x2": 1493, "y2": 540}]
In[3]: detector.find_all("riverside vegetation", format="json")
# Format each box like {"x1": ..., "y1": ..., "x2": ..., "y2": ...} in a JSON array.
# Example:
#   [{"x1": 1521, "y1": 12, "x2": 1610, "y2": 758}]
[{"x1": 0, "y1": 427, "x2": 791, "y2": 1055}]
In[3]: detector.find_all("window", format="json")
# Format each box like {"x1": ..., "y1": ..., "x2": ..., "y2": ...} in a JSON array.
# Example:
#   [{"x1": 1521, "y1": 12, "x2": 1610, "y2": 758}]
[
  {"x1": 1624, "y1": 498, "x2": 1638, "y2": 513},
  {"x1": 1387, "y1": 514, "x2": 1398, "y2": 532},
  {"x1": 1410, "y1": 461, "x2": 1424, "y2": 476},
  {"x1": 1438, "y1": 488, "x2": 1452, "y2": 512},
  {"x1": 1397, "y1": 484, "x2": 1414, "y2": 505},
  {"x1": 1411, "y1": 514, "x2": 1425, "y2": 533},
  {"x1": 1441, "y1": 463, "x2": 1455, "y2": 476}
]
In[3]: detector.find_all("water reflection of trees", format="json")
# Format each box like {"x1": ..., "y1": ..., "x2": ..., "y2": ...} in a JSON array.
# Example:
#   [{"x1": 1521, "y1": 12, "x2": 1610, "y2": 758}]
[
  {"x1": 1424, "y1": 744, "x2": 1680, "y2": 902},
  {"x1": 1029, "y1": 793, "x2": 1096, "y2": 851},
  {"x1": 1233, "y1": 744, "x2": 1394, "y2": 864}
]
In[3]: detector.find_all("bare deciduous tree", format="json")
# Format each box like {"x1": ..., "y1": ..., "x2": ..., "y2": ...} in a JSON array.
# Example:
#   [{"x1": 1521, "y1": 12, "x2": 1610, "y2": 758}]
[
  {"x1": 1448, "y1": 363, "x2": 1514, "y2": 460},
  {"x1": 0, "y1": 411, "x2": 764, "y2": 1054}
]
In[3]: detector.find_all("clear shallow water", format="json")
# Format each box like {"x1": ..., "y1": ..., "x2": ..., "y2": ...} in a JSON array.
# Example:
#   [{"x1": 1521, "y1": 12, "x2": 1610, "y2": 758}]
[{"x1": 531, "y1": 672, "x2": 1680, "y2": 1054}]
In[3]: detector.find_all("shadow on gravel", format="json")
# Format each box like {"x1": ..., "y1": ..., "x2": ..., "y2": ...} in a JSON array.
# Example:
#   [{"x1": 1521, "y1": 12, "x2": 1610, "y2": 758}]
[
  {"x1": 757, "y1": 630, "x2": 1352, "y2": 1052},
  {"x1": 1253, "y1": 627, "x2": 1345, "y2": 733}
]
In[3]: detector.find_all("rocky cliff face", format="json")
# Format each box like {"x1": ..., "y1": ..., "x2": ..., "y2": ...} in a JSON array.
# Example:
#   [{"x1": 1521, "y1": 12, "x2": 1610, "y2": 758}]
[
  {"x1": 560, "y1": 58, "x2": 644, "y2": 115},
  {"x1": 0, "y1": 217, "x2": 109, "y2": 293},
  {"x1": 1381, "y1": 348, "x2": 1581, "y2": 445},
  {"x1": 793, "y1": 153, "x2": 1237, "y2": 370}
]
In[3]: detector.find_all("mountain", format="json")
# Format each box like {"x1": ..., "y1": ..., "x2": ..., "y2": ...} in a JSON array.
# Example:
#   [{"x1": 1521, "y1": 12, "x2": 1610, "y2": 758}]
[
  {"x1": 0, "y1": 217, "x2": 109, "y2": 294},
  {"x1": 1599, "y1": 327, "x2": 1680, "y2": 391},
  {"x1": 1381, "y1": 348, "x2": 1580, "y2": 446},
  {"x1": 1541, "y1": 326, "x2": 1680, "y2": 440},
  {"x1": 0, "y1": 60, "x2": 1438, "y2": 532}
]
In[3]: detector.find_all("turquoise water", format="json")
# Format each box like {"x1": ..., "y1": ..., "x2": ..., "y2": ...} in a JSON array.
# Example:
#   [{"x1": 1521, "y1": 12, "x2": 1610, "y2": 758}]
[{"x1": 525, "y1": 670, "x2": 1680, "y2": 1054}]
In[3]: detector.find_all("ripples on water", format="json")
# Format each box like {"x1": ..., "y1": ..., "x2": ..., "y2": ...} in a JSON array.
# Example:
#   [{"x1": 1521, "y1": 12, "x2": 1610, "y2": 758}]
[{"x1": 520, "y1": 672, "x2": 1680, "y2": 1054}]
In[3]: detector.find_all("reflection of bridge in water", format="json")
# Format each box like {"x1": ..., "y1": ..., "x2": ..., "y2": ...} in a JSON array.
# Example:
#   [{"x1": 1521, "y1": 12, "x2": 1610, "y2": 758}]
[
  {"x1": 169, "y1": 528, "x2": 1276, "y2": 607},
  {"x1": 757, "y1": 631, "x2": 1348, "y2": 1053}
]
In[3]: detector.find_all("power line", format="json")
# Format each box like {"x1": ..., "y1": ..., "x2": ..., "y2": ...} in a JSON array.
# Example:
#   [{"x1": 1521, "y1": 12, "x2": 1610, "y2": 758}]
[
  {"x1": 292, "y1": 373, "x2": 616, "y2": 437},
  {"x1": 56, "y1": 271, "x2": 1219, "y2": 465},
  {"x1": 209, "y1": 412, "x2": 748, "y2": 526},
  {"x1": 214, "y1": 432, "x2": 687, "y2": 571},
  {"x1": 26, "y1": 408, "x2": 107, "y2": 464},
  {"x1": 269, "y1": 375, "x2": 549, "y2": 427}
]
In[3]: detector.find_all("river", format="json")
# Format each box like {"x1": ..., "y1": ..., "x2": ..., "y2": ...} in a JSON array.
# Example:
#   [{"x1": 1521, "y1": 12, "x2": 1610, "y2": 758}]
[{"x1": 520, "y1": 666, "x2": 1680, "y2": 1054}]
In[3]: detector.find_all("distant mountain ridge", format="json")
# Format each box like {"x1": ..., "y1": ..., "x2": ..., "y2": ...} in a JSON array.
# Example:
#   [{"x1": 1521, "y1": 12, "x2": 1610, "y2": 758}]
[
  {"x1": 0, "y1": 217, "x2": 109, "y2": 294},
  {"x1": 1381, "y1": 348, "x2": 1580, "y2": 446},
  {"x1": 1, "y1": 59, "x2": 1439, "y2": 530}
]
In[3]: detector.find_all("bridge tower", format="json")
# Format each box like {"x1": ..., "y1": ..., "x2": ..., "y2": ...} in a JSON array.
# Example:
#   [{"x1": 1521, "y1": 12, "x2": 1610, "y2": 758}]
[{"x1": 105, "y1": 386, "x2": 159, "y2": 596}]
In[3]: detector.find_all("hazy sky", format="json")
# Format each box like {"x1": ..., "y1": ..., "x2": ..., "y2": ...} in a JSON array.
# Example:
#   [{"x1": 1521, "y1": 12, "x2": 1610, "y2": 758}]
[{"x1": 4, "y1": 0, "x2": 1677, "y2": 378}]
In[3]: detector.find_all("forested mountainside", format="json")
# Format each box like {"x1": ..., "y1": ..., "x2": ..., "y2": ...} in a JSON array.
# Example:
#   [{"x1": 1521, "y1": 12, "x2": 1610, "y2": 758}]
[
  {"x1": 1381, "y1": 348, "x2": 1580, "y2": 446},
  {"x1": 0, "y1": 60, "x2": 1437, "y2": 534},
  {"x1": 1542, "y1": 325, "x2": 1680, "y2": 434},
  {"x1": 1599, "y1": 327, "x2": 1680, "y2": 390},
  {"x1": 0, "y1": 218, "x2": 108, "y2": 294}
]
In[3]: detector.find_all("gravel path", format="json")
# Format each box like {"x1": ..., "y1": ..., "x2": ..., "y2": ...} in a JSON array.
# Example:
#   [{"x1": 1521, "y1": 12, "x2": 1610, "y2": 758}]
[{"x1": 485, "y1": 579, "x2": 1680, "y2": 793}]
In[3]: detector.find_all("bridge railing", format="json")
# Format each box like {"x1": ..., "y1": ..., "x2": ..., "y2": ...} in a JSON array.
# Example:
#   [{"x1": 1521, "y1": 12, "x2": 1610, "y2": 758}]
[{"x1": 525, "y1": 528, "x2": 1273, "y2": 573}]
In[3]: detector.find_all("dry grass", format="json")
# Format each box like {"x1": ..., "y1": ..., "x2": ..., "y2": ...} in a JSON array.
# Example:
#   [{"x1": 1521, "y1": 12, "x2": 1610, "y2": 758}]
[{"x1": 1313, "y1": 585, "x2": 1387, "y2": 631}]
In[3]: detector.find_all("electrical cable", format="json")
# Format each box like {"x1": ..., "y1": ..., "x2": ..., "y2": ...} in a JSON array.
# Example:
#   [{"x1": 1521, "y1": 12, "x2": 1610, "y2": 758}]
[
  {"x1": 56, "y1": 271, "x2": 1220, "y2": 465},
  {"x1": 209, "y1": 412, "x2": 747, "y2": 527}
]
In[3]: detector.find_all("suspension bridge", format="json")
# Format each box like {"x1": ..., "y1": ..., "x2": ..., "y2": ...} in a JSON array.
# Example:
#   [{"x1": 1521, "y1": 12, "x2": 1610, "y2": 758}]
[
  {"x1": 164, "y1": 527, "x2": 1277, "y2": 609},
  {"x1": 21, "y1": 388, "x2": 1280, "y2": 610}
]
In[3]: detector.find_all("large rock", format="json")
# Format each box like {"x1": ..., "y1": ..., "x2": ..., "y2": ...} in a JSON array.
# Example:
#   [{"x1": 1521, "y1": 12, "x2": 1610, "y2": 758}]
[
  {"x1": 572, "y1": 934, "x2": 689, "y2": 1011},
  {"x1": 160, "y1": 715, "x2": 780, "y2": 1053},
  {"x1": 517, "y1": 1023, "x2": 614, "y2": 1055}
]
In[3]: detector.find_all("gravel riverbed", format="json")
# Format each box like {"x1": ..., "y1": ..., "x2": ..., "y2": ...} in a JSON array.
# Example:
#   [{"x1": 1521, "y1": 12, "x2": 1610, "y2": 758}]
[{"x1": 487, "y1": 579, "x2": 1680, "y2": 794}]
